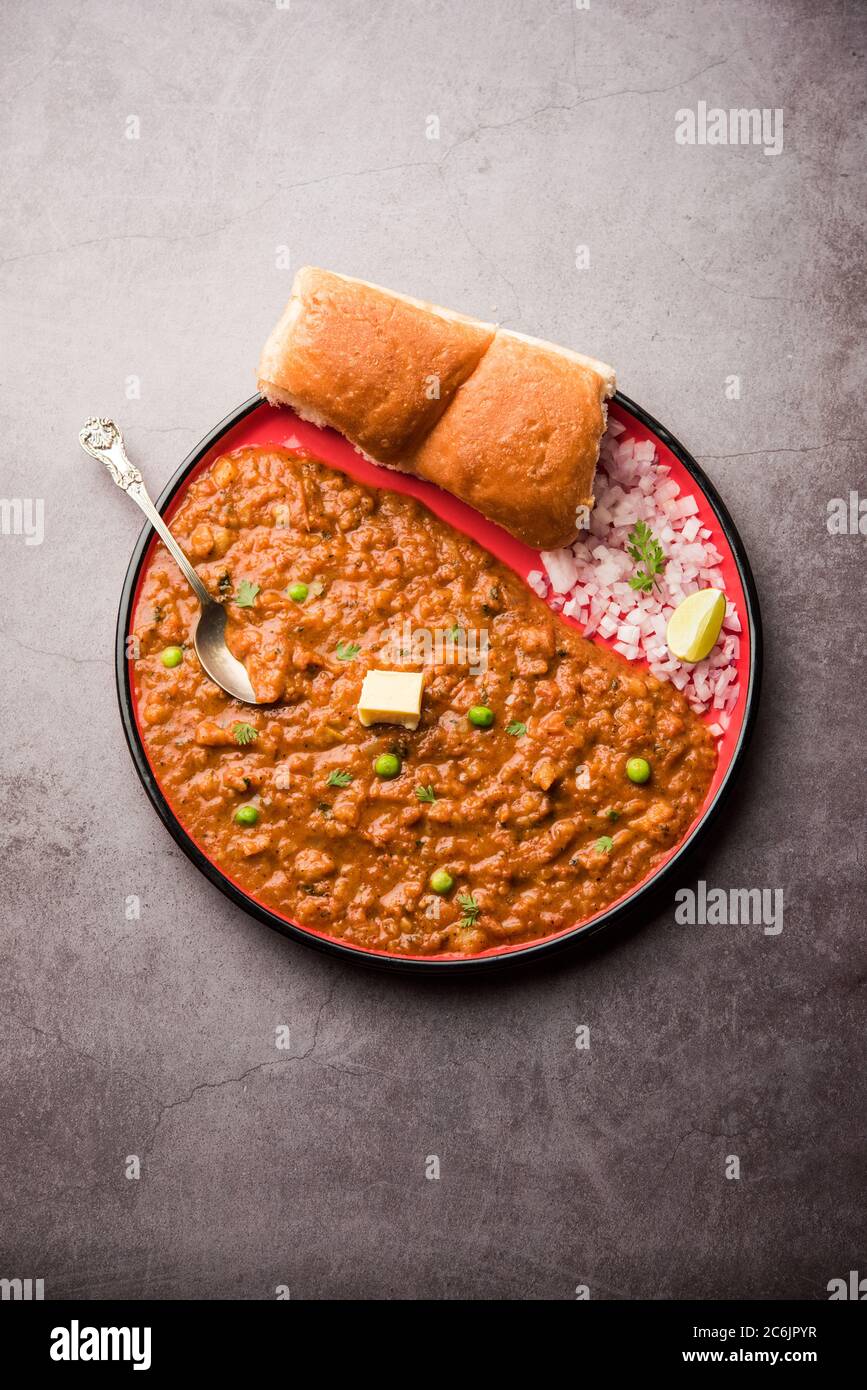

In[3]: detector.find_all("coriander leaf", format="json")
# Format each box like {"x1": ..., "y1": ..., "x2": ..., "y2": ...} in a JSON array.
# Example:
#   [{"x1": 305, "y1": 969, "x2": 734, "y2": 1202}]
[
  {"x1": 235, "y1": 579, "x2": 260, "y2": 608},
  {"x1": 326, "y1": 769, "x2": 353, "y2": 787},
  {"x1": 626, "y1": 519, "x2": 652, "y2": 560},
  {"x1": 457, "y1": 892, "x2": 480, "y2": 928},
  {"x1": 232, "y1": 722, "x2": 258, "y2": 746},
  {"x1": 335, "y1": 640, "x2": 361, "y2": 661},
  {"x1": 595, "y1": 835, "x2": 614, "y2": 854},
  {"x1": 415, "y1": 785, "x2": 437, "y2": 803},
  {"x1": 626, "y1": 521, "x2": 666, "y2": 593},
  {"x1": 605, "y1": 808, "x2": 621, "y2": 822},
  {"x1": 506, "y1": 721, "x2": 527, "y2": 737}
]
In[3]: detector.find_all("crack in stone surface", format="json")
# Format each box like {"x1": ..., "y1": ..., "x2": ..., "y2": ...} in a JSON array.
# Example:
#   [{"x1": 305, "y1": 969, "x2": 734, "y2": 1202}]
[
  {"x1": 0, "y1": 161, "x2": 437, "y2": 268},
  {"x1": 0, "y1": 630, "x2": 110, "y2": 667},
  {"x1": 1, "y1": 56, "x2": 738, "y2": 277},
  {"x1": 140, "y1": 978, "x2": 337, "y2": 1160},
  {"x1": 651, "y1": 230, "x2": 787, "y2": 303},
  {"x1": 0, "y1": 981, "x2": 338, "y2": 1211},
  {"x1": 699, "y1": 440, "x2": 867, "y2": 460},
  {"x1": 439, "y1": 55, "x2": 736, "y2": 167},
  {"x1": 434, "y1": 167, "x2": 523, "y2": 321},
  {"x1": 0, "y1": 1006, "x2": 159, "y2": 1100}
]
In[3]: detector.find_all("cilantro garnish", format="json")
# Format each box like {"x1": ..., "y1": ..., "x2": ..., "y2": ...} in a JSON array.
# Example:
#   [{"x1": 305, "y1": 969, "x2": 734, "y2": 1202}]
[
  {"x1": 235, "y1": 579, "x2": 260, "y2": 607},
  {"x1": 326, "y1": 769, "x2": 353, "y2": 787},
  {"x1": 457, "y1": 892, "x2": 480, "y2": 928},
  {"x1": 626, "y1": 521, "x2": 666, "y2": 592}
]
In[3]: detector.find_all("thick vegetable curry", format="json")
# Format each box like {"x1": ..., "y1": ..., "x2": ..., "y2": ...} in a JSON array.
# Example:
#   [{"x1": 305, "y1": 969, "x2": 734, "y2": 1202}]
[{"x1": 132, "y1": 447, "x2": 716, "y2": 956}]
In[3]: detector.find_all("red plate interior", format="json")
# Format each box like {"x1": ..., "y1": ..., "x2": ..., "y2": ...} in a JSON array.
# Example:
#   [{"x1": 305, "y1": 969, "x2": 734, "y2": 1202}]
[{"x1": 126, "y1": 398, "x2": 756, "y2": 965}]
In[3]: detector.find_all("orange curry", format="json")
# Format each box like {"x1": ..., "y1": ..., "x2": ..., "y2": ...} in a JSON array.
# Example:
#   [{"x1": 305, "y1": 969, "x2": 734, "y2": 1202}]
[{"x1": 132, "y1": 447, "x2": 716, "y2": 955}]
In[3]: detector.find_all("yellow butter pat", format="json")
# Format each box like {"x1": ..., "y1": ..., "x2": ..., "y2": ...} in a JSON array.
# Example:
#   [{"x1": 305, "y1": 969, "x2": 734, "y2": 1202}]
[{"x1": 358, "y1": 670, "x2": 425, "y2": 730}]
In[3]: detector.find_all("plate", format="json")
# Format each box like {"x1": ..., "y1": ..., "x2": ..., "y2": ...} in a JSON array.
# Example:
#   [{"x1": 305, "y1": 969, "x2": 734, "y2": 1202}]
[{"x1": 116, "y1": 393, "x2": 762, "y2": 972}]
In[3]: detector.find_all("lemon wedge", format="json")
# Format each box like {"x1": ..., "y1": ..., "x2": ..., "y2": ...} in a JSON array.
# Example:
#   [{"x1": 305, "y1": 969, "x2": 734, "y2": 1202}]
[{"x1": 666, "y1": 589, "x2": 726, "y2": 663}]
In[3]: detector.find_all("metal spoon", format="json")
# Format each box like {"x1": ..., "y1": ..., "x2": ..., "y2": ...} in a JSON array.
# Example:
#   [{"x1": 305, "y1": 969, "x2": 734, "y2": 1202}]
[{"x1": 79, "y1": 417, "x2": 260, "y2": 704}]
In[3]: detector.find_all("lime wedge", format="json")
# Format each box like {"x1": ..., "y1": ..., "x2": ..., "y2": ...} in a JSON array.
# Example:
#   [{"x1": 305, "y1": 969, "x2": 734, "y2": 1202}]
[{"x1": 666, "y1": 589, "x2": 726, "y2": 663}]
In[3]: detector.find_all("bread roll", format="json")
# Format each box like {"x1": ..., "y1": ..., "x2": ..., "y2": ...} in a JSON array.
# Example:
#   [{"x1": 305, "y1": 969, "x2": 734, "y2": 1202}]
[{"x1": 258, "y1": 268, "x2": 615, "y2": 549}]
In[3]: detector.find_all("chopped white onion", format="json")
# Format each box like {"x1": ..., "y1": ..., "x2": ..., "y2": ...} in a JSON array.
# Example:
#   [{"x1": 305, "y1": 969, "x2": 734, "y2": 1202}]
[{"x1": 526, "y1": 426, "x2": 743, "y2": 740}]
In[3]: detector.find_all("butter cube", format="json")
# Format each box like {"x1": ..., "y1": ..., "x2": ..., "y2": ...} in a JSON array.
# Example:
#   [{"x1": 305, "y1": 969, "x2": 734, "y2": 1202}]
[{"x1": 358, "y1": 670, "x2": 425, "y2": 730}]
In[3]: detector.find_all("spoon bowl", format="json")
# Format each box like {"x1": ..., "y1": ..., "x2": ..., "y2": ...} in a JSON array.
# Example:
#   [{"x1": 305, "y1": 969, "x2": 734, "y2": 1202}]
[{"x1": 194, "y1": 601, "x2": 257, "y2": 703}]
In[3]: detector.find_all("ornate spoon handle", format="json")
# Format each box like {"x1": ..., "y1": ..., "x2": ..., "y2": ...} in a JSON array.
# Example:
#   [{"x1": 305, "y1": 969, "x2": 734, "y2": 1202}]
[{"x1": 79, "y1": 418, "x2": 211, "y2": 609}]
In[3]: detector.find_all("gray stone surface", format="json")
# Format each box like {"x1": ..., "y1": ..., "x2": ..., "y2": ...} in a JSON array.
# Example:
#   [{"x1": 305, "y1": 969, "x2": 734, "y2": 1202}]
[{"x1": 1, "y1": 0, "x2": 864, "y2": 1300}]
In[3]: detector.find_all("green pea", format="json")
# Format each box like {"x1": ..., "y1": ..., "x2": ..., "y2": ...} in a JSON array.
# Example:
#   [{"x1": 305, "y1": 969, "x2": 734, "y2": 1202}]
[
  {"x1": 374, "y1": 752, "x2": 401, "y2": 779},
  {"x1": 234, "y1": 804, "x2": 260, "y2": 827},
  {"x1": 287, "y1": 582, "x2": 308, "y2": 603},
  {"x1": 429, "y1": 868, "x2": 454, "y2": 895},
  {"x1": 626, "y1": 757, "x2": 651, "y2": 784},
  {"x1": 160, "y1": 646, "x2": 183, "y2": 668},
  {"x1": 468, "y1": 705, "x2": 494, "y2": 728}
]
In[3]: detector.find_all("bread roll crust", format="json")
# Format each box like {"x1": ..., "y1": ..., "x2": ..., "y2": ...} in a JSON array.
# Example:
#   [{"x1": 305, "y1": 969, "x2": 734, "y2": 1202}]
[
  {"x1": 258, "y1": 268, "x2": 615, "y2": 549},
  {"x1": 410, "y1": 331, "x2": 609, "y2": 551},
  {"x1": 259, "y1": 267, "x2": 494, "y2": 464}
]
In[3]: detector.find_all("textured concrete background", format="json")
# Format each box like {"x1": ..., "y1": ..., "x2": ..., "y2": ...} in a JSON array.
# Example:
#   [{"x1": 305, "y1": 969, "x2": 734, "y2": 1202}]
[{"x1": 1, "y1": 0, "x2": 865, "y2": 1300}]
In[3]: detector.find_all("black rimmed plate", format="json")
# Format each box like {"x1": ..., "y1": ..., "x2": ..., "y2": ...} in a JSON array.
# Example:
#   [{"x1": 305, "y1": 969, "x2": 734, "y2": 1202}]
[{"x1": 116, "y1": 393, "x2": 762, "y2": 973}]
